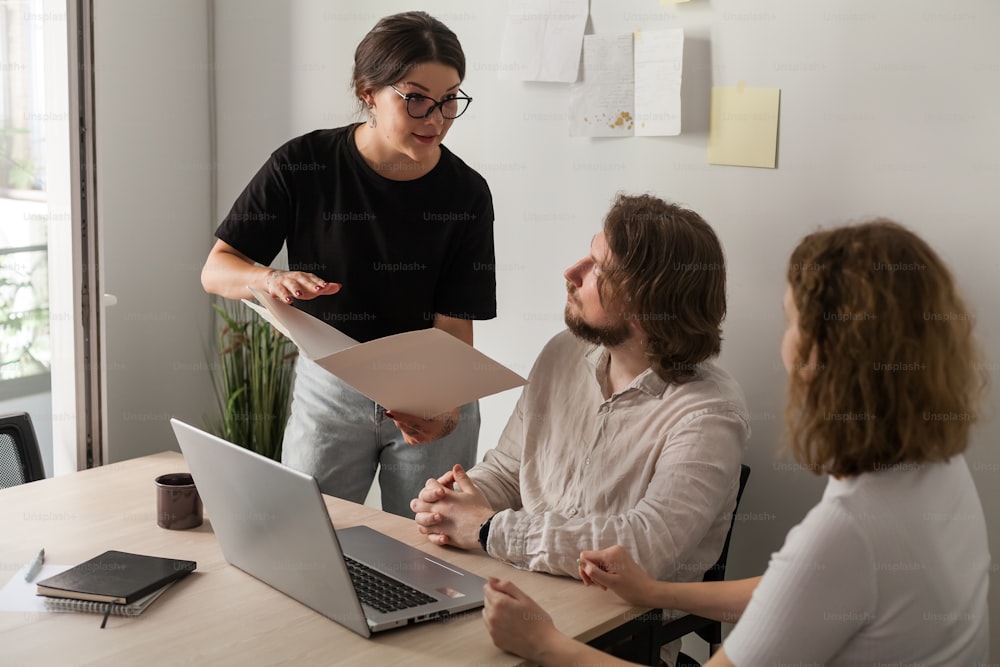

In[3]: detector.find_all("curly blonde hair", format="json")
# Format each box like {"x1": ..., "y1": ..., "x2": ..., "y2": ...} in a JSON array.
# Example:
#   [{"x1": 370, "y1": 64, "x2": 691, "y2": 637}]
[{"x1": 785, "y1": 219, "x2": 986, "y2": 477}]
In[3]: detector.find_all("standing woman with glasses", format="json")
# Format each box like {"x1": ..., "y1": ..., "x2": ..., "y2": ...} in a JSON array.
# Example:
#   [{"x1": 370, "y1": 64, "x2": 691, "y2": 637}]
[{"x1": 201, "y1": 12, "x2": 494, "y2": 517}]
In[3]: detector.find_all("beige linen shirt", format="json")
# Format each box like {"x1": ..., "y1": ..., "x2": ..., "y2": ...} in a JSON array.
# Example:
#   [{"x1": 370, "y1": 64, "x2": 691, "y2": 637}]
[{"x1": 471, "y1": 329, "x2": 750, "y2": 581}]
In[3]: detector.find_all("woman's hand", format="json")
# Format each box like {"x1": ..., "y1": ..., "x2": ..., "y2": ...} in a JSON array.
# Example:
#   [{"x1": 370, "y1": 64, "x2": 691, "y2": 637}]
[
  {"x1": 483, "y1": 578, "x2": 562, "y2": 663},
  {"x1": 203, "y1": 240, "x2": 343, "y2": 302},
  {"x1": 578, "y1": 545, "x2": 660, "y2": 608},
  {"x1": 484, "y1": 577, "x2": 638, "y2": 666},
  {"x1": 265, "y1": 269, "x2": 341, "y2": 303},
  {"x1": 385, "y1": 407, "x2": 460, "y2": 445}
]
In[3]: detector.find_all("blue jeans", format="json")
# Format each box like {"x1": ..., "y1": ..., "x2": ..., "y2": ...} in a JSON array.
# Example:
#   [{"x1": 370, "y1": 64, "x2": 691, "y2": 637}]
[{"x1": 281, "y1": 356, "x2": 479, "y2": 517}]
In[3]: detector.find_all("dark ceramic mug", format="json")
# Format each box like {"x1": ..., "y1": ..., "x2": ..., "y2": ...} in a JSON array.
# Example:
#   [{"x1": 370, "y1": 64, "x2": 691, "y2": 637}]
[{"x1": 155, "y1": 472, "x2": 203, "y2": 530}]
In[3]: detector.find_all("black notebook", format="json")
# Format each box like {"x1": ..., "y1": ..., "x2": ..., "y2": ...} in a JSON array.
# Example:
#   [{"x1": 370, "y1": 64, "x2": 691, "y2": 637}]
[{"x1": 35, "y1": 550, "x2": 196, "y2": 604}]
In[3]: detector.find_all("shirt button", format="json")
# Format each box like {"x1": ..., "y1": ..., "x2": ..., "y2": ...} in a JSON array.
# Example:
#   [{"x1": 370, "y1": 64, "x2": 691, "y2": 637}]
[
  {"x1": 569, "y1": 508, "x2": 577, "y2": 516},
  {"x1": 585, "y1": 457, "x2": 591, "y2": 465}
]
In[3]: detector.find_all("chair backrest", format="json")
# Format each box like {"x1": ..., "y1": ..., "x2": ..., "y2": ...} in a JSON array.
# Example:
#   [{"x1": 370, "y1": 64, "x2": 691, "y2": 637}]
[
  {"x1": 589, "y1": 464, "x2": 753, "y2": 666},
  {"x1": 702, "y1": 464, "x2": 751, "y2": 584},
  {"x1": 694, "y1": 463, "x2": 751, "y2": 644},
  {"x1": 0, "y1": 411, "x2": 45, "y2": 489}
]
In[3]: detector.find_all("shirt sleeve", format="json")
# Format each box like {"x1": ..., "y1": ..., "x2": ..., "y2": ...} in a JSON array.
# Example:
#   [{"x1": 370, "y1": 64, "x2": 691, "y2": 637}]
[
  {"x1": 484, "y1": 407, "x2": 746, "y2": 579},
  {"x1": 467, "y1": 389, "x2": 526, "y2": 512},
  {"x1": 214, "y1": 149, "x2": 292, "y2": 266},
  {"x1": 723, "y1": 499, "x2": 876, "y2": 665}
]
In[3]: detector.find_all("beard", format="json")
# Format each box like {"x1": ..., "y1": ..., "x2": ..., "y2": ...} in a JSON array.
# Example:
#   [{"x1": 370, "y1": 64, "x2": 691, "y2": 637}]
[{"x1": 564, "y1": 304, "x2": 631, "y2": 347}]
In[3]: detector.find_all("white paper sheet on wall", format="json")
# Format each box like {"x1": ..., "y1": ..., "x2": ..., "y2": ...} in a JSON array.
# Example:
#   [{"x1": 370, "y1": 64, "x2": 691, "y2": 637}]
[
  {"x1": 497, "y1": 0, "x2": 589, "y2": 82},
  {"x1": 634, "y1": 28, "x2": 684, "y2": 136},
  {"x1": 569, "y1": 34, "x2": 635, "y2": 137},
  {"x1": 570, "y1": 29, "x2": 684, "y2": 138}
]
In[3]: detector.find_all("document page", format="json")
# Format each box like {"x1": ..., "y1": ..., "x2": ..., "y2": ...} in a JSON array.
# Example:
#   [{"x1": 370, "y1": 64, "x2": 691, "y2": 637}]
[
  {"x1": 634, "y1": 28, "x2": 684, "y2": 137},
  {"x1": 498, "y1": 0, "x2": 589, "y2": 82},
  {"x1": 570, "y1": 29, "x2": 685, "y2": 137},
  {"x1": 569, "y1": 34, "x2": 635, "y2": 137},
  {"x1": 243, "y1": 289, "x2": 527, "y2": 416},
  {"x1": 0, "y1": 563, "x2": 70, "y2": 613}
]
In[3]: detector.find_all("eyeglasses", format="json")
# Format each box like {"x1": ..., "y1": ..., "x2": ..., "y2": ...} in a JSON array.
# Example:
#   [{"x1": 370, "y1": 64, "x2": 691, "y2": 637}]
[{"x1": 388, "y1": 85, "x2": 473, "y2": 120}]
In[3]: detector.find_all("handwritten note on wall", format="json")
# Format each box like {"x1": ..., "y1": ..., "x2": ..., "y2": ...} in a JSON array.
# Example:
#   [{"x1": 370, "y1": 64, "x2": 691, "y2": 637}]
[
  {"x1": 569, "y1": 29, "x2": 684, "y2": 138},
  {"x1": 569, "y1": 34, "x2": 635, "y2": 137},
  {"x1": 634, "y1": 29, "x2": 684, "y2": 136}
]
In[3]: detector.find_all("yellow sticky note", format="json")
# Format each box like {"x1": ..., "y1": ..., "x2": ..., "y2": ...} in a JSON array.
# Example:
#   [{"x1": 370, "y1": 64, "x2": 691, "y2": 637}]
[{"x1": 707, "y1": 85, "x2": 781, "y2": 168}]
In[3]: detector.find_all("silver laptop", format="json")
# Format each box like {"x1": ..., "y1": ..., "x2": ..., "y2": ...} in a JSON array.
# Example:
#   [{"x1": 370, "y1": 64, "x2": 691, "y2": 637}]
[{"x1": 169, "y1": 418, "x2": 486, "y2": 636}]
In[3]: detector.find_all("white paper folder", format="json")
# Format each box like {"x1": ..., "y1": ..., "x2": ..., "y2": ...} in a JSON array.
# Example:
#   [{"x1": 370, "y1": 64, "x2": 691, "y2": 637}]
[{"x1": 242, "y1": 287, "x2": 527, "y2": 416}]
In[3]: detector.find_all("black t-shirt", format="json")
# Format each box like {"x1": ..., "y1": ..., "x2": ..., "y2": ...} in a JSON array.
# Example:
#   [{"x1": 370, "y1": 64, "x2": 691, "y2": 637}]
[{"x1": 215, "y1": 124, "x2": 497, "y2": 342}]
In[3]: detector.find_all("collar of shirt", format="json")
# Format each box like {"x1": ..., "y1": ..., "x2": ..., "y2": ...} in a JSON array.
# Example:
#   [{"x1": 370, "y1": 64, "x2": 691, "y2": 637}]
[{"x1": 585, "y1": 344, "x2": 668, "y2": 401}]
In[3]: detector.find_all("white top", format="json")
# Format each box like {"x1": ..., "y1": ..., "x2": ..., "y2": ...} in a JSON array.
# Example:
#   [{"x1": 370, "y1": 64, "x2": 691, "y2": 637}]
[
  {"x1": 725, "y1": 455, "x2": 990, "y2": 666},
  {"x1": 469, "y1": 329, "x2": 750, "y2": 581}
]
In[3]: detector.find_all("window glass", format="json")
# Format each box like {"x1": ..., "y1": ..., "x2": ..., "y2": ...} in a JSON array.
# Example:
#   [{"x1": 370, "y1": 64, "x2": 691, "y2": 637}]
[{"x1": 0, "y1": 0, "x2": 50, "y2": 392}]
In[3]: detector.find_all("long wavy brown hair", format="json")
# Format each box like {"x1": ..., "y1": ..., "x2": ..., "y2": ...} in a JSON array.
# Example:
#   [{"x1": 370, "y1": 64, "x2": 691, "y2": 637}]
[
  {"x1": 601, "y1": 193, "x2": 727, "y2": 384},
  {"x1": 785, "y1": 219, "x2": 986, "y2": 477}
]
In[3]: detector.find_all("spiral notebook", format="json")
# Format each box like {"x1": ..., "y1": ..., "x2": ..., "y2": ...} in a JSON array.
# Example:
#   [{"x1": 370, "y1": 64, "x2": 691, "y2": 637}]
[{"x1": 42, "y1": 582, "x2": 174, "y2": 617}]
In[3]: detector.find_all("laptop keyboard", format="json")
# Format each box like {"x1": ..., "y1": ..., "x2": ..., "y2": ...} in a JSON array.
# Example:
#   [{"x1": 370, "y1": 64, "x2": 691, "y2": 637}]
[{"x1": 344, "y1": 556, "x2": 436, "y2": 614}]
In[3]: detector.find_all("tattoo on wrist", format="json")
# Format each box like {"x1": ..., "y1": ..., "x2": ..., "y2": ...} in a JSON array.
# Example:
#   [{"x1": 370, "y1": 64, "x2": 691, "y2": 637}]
[
  {"x1": 265, "y1": 269, "x2": 280, "y2": 293},
  {"x1": 441, "y1": 412, "x2": 458, "y2": 437}
]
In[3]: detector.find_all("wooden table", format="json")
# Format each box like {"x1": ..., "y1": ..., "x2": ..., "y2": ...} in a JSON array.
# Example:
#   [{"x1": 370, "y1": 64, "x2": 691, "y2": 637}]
[{"x1": 0, "y1": 452, "x2": 653, "y2": 666}]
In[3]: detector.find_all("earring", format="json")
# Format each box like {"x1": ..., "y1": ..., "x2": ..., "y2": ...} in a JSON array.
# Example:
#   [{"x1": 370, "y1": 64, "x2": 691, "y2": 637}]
[{"x1": 368, "y1": 105, "x2": 377, "y2": 128}]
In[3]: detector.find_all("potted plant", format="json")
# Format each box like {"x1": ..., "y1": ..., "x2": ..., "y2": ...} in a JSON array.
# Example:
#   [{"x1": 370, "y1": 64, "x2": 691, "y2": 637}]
[{"x1": 208, "y1": 298, "x2": 297, "y2": 461}]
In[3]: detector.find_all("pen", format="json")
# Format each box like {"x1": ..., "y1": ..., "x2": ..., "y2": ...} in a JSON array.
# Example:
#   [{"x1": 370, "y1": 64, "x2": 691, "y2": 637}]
[{"x1": 24, "y1": 548, "x2": 45, "y2": 583}]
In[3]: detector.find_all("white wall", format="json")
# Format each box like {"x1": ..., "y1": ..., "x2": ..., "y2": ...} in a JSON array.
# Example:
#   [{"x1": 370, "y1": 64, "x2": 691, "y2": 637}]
[
  {"x1": 93, "y1": 0, "x2": 215, "y2": 460},
  {"x1": 98, "y1": 0, "x2": 999, "y2": 645}
]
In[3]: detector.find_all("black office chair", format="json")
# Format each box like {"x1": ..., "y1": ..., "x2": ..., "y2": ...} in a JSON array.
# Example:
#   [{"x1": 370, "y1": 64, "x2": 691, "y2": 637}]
[
  {"x1": 665, "y1": 463, "x2": 752, "y2": 666},
  {"x1": 588, "y1": 464, "x2": 751, "y2": 666},
  {"x1": 0, "y1": 411, "x2": 45, "y2": 489}
]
